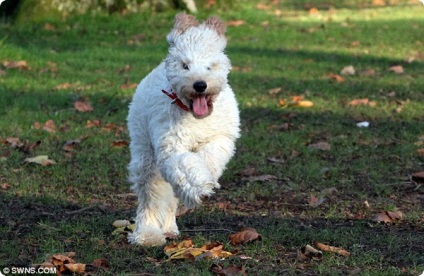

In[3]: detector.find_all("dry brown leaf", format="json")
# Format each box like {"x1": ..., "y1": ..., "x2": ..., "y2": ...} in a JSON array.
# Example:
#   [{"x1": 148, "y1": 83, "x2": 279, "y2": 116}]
[
  {"x1": 74, "y1": 100, "x2": 94, "y2": 112},
  {"x1": 411, "y1": 171, "x2": 424, "y2": 183},
  {"x1": 374, "y1": 210, "x2": 403, "y2": 223},
  {"x1": 227, "y1": 20, "x2": 245, "y2": 27},
  {"x1": 64, "y1": 263, "x2": 86, "y2": 274},
  {"x1": 164, "y1": 239, "x2": 194, "y2": 257},
  {"x1": 111, "y1": 139, "x2": 129, "y2": 148},
  {"x1": 42, "y1": 120, "x2": 56, "y2": 133},
  {"x1": 388, "y1": 65, "x2": 404, "y2": 74},
  {"x1": 268, "y1": 87, "x2": 282, "y2": 95},
  {"x1": 210, "y1": 263, "x2": 247, "y2": 276},
  {"x1": 24, "y1": 155, "x2": 56, "y2": 166},
  {"x1": 85, "y1": 120, "x2": 101, "y2": 128},
  {"x1": 348, "y1": 98, "x2": 376, "y2": 107},
  {"x1": 326, "y1": 73, "x2": 345, "y2": 83},
  {"x1": 309, "y1": 7, "x2": 319, "y2": 14},
  {"x1": 2, "y1": 60, "x2": 29, "y2": 70},
  {"x1": 229, "y1": 227, "x2": 262, "y2": 245},
  {"x1": 5, "y1": 137, "x2": 24, "y2": 148},
  {"x1": 1, "y1": 183, "x2": 11, "y2": 190},
  {"x1": 416, "y1": 148, "x2": 424, "y2": 156},
  {"x1": 309, "y1": 194, "x2": 326, "y2": 207},
  {"x1": 91, "y1": 258, "x2": 109, "y2": 269},
  {"x1": 54, "y1": 82, "x2": 72, "y2": 90},
  {"x1": 308, "y1": 141, "x2": 331, "y2": 151},
  {"x1": 314, "y1": 241, "x2": 350, "y2": 256},
  {"x1": 279, "y1": 99, "x2": 287, "y2": 106}
]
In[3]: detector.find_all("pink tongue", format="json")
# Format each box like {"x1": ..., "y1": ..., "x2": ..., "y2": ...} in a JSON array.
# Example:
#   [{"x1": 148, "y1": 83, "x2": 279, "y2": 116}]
[{"x1": 192, "y1": 95, "x2": 208, "y2": 116}]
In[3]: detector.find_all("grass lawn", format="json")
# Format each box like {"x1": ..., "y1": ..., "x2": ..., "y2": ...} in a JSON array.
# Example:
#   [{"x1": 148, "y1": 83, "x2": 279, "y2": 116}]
[{"x1": 1, "y1": 1, "x2": 423, "y2": 275}]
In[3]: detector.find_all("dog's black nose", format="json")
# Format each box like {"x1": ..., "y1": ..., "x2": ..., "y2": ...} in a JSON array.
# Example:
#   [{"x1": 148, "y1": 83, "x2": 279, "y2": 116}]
[{"x1": 193, "y1": 81, "x2": 207, "y2": 93}]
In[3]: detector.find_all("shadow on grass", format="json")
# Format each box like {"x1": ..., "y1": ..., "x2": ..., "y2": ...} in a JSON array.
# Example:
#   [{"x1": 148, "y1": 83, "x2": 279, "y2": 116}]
[{"x1": 1, "y1": 193, "x2": 423, "y2": 274}]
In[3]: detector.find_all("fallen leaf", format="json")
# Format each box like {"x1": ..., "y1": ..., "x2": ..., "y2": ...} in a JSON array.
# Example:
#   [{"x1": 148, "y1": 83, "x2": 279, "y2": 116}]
[
  {"x1": 388, "y1": 65, "x2": 404, "y2": 74},
  {"x1": 74, "y1": 100, "x2": 94, "y2": 112},
  {"x1": 227, "y1": 20, "x2": 245, "y2": 27},
  {"x1": 1, "y1": 183, "x2": 11, "y2": 190},
  {"x1": 0, "y1": 69, "x2": 6, "y2": 76},
  {"x1": 85, "y1": 120, "x2": 101, "y2": 128},
  {"x1": 268, "y1": 87, "x2": 282, "y2": 95},
  {"x1": 2, "y1": 60, "x2": 29, "y2": 70},
  {"x1": 111, "y1": 139, "x2": 129, "y2": 148},
  {"x1": 24, "y1": 155, "x2": 56, "y2": 166},
  {"x1": 411, "y1": 171, "x2": 424, "y2": 183},
  {"x1": 292, "y1": 100, "x2": 314, "y2": 108},
  {"x1": 62, "y1": 137, "x2": 86, "y2": 152},
  {"x1": 309, "y1": 7, "x2": 319, "y2": 14},
  {"x1": 373, "y1": 210, "x2": 403, "y2": 223},
  {"x1": 308, "y1": 141, "x2": 331, "y2": 151},
  {"x1": 64, "y1": 263, "x2": 86, "y2": 274},
  {"x1": 348, "y1": 98, "x2": 376, "y2": 107},
  {"x1": 298, "y1": 244, "x2": 322, "y2": 261},
  {"x1": 112, "y1": 220, "x2": 131, "y2": 228},
  {"x1": 314, "y1": 241, "x2": 350, "y2": 256},
  {"x1": 229, "y1": 227, "x2": 262, "y2": 245},
  {"x1": 309, "y1": 194, "x2": 326, "y2": 207},
  {"x1": 326, "y1": 73, "x2": 345, "y2": 83},
  {"x1": 42, "y1": 120, "x2": 56, "y2": 133},
  {"x1": 210, "y1": 263, "x2": 247, "y2": 276},
  {"x1": 278, "y1": 99, "x2": 287, "y2": 106},
  {"x1": 91, "y1": 258, "x2": 109, "y2": 269},
  {"x1": 340, "y1": 65, "x2": 355, "y2": 75},
  {"x1": 54, "y1": 82, "x2": 72, "y2": 90},
  {"x1": 416, "y1": 148, "x2": 424, "y2": 156},
  {"x1": 5, "y1": 137, "x2": 24, "y2": 148}
]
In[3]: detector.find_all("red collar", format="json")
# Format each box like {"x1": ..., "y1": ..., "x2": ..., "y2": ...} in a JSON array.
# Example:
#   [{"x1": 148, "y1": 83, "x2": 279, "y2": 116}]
[{"x1": 161, "y1": 89, "x2": 189, "y2": 112}]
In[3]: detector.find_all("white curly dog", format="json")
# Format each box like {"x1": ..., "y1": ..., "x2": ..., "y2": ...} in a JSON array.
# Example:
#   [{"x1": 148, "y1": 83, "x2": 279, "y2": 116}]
[{"x1": 127, "y1": 13, "x2": 240, "y2": 246}]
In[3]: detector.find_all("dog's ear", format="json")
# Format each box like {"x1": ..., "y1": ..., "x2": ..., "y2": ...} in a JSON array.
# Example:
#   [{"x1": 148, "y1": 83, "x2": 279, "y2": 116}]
[
  {"x1": 167, "y1": 12, "x2": 199, "y2": 45},
  {"x1": 173, "y1": 12, "x2": 199, "y2": 32},
  {"x1": 204, "y1": 16, "x2": 226, "y2": 36}
]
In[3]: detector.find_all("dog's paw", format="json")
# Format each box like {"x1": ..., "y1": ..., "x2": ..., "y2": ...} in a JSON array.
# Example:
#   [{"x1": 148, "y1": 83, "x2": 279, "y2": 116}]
[
  {"x1": 181, "y1": 181, "x2": 220, "y2": 208},
  {"x1": 128, "y1": 228, "x2": 167, "y2": 247}
]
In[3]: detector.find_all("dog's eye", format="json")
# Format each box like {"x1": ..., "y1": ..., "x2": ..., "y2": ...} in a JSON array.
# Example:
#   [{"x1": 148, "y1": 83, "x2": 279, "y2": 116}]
[
  {"x1": 206, "y1": 66, "x2": 211, "y2": 71},
  {"x1": 182, "y1": 63, "x2": 189, "y2": 70}
]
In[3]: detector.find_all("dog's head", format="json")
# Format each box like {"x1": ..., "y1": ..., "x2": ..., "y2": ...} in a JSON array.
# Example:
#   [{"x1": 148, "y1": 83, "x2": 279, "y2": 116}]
[{"x1": 165, "y1": 13, "x2": 231, "y2": 118}]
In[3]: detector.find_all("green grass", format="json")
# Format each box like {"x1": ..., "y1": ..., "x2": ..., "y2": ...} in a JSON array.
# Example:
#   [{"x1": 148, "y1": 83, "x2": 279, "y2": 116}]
[{"x1": 1, "y1": 1, "x2": 423, "y2": 275}]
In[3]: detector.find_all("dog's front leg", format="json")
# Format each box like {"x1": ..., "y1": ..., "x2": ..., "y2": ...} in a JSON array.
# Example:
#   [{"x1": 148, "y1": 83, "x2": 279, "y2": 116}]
[
  {"x1": 157, "y1": 148, "x2": 219, "y2": 208},
  {"x1": 196, "y1": 136, "x2": 236, "y2": 180}
]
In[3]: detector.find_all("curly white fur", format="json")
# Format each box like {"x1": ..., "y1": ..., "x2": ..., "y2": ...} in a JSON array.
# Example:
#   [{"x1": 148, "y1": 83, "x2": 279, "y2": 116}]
[{"x1": 127, "y1": 13, "x2": 240, "y2": 246}]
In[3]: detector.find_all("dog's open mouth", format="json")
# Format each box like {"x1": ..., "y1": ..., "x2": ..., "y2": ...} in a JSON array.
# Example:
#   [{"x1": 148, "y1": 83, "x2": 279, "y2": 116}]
[{"x1": 189, "y1": 94, "x2": 213, "y2": 118}]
